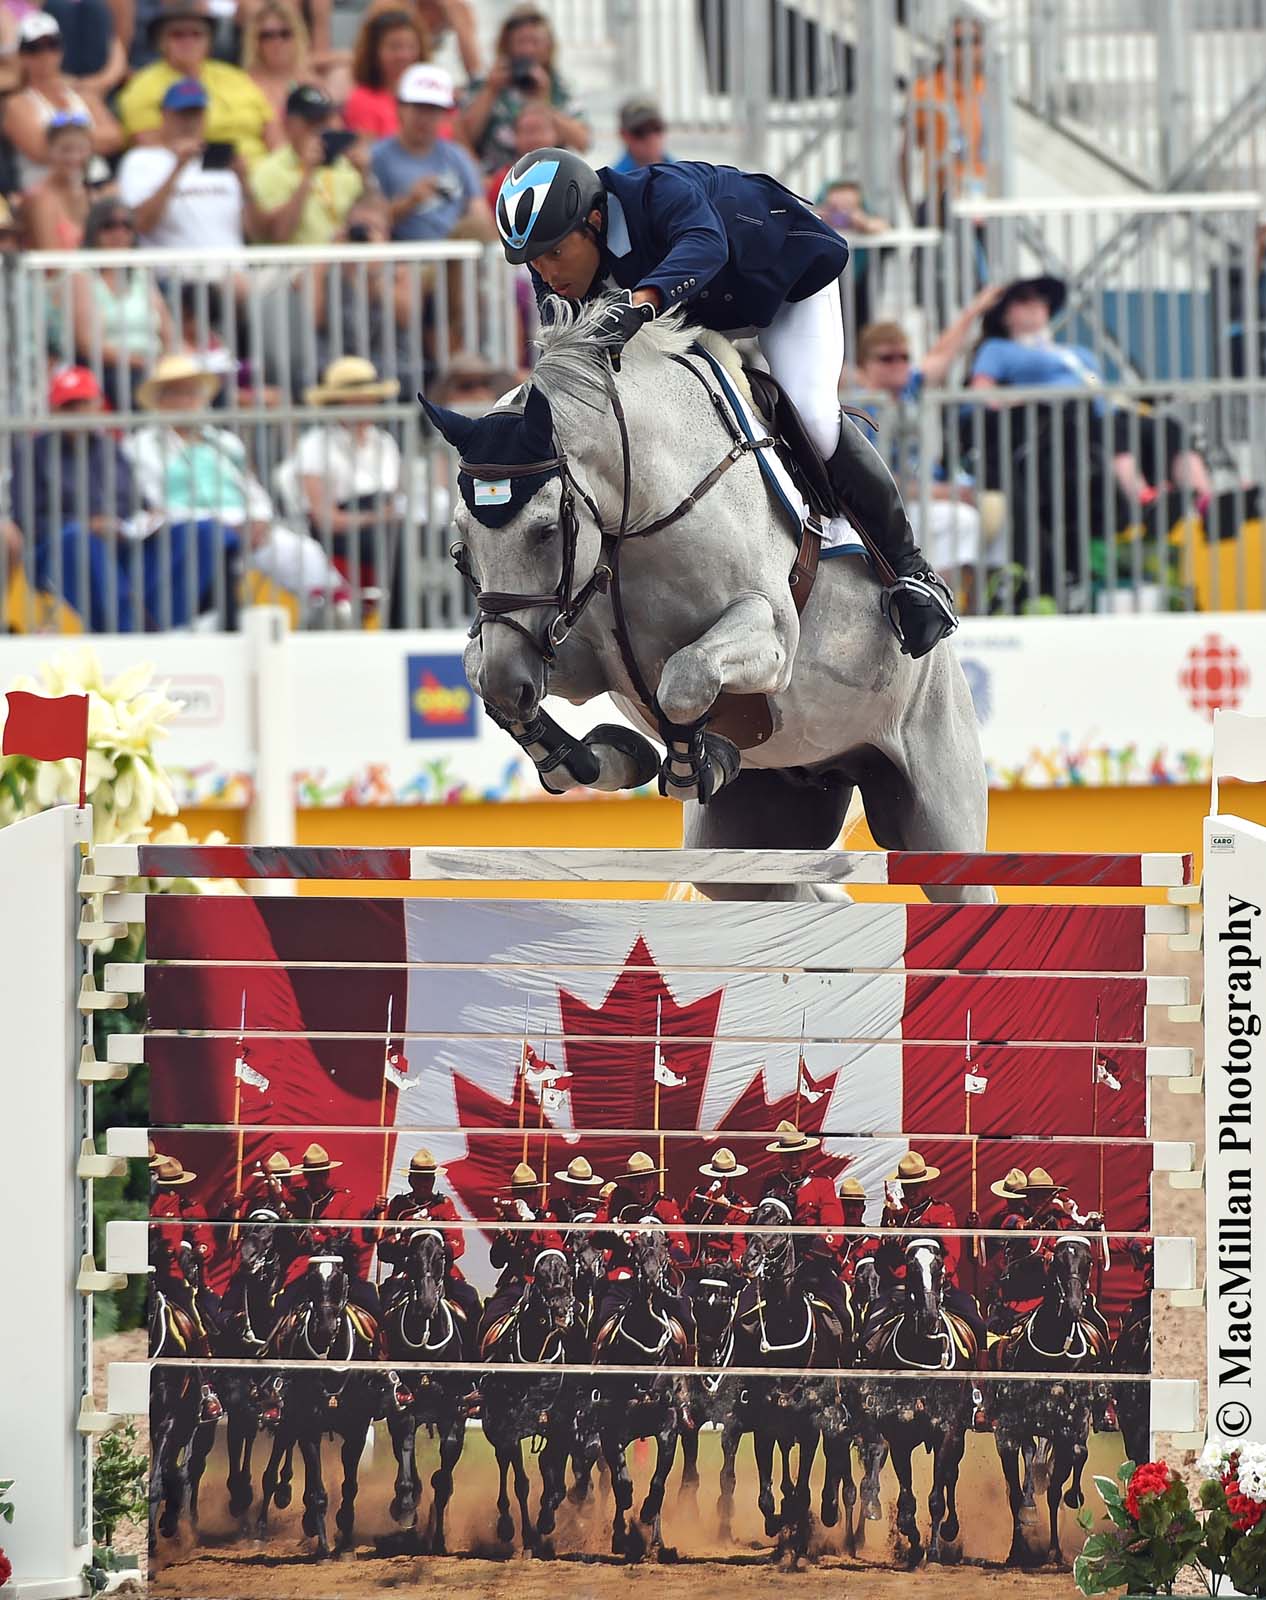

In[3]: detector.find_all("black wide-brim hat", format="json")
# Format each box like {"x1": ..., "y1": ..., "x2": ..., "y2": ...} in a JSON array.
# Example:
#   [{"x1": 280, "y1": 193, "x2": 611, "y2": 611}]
[
  {"x1": 981, "y1": 275, "x2": 1067, "y2": 342},
  {"x1": 148, "y1": 2, "x2": 215, "y2": 45}
]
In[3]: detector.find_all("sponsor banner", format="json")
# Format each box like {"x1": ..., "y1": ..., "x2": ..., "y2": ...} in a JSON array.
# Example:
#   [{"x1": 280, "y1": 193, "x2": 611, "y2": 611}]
[
  {"x1": 1204, "y1": 813, "x2": 1266, "y2": 1446},
  {"x1": 2, "y1": 613, "x2": 1264, "y2": 807}
]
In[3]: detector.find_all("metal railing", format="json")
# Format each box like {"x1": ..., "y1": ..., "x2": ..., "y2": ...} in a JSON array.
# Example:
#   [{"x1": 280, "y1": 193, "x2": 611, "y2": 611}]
[
  {"x1": 0, "y1": 402, "x2": 473, "y2": 635},
  {"x1": 1000, "y1": 0, "x2": 1266, "y2": 191},
  {"x1": 951, "y1": 192, "x2": 1262, "y2": 383},
  {"x1": 1, "y1": 240, "x2": 521, "y2": 421},
  {"x1": 864, "y1": 375, "x2": 1266, "y2": 615},
  {"x1": 4, "y1": 375, "x2": 1263, "y2": 637}
]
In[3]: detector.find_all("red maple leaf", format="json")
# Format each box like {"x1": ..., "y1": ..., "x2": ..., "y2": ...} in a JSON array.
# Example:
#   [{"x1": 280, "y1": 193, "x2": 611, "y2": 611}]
[{"x1": 445, "y1": 937, "x2": 850, "y2": 1227}]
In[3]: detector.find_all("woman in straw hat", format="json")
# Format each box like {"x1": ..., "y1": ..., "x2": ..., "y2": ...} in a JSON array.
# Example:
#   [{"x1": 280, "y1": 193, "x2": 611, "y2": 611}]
[
  {"x1": 877, "y1": 1150, "x2": 987, "y2": 1348},
  {"x1": 280, "y1": 355, "x2": 407, "y2": 624},
  {"x1": 127, "y1": 353, "x2": 349, "y2": 621}
]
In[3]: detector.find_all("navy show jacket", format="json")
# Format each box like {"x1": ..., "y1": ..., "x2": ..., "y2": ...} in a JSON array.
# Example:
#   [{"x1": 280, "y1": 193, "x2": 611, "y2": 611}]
[{"x1": 530, "y1": 159, "x2": 849, "y2": 332}]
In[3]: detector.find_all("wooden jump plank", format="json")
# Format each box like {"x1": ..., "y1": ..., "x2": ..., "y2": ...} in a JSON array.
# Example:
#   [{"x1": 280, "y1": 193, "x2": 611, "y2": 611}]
[{"x1": 94, "y1": 843, "x2": 1193, "y2": 887}]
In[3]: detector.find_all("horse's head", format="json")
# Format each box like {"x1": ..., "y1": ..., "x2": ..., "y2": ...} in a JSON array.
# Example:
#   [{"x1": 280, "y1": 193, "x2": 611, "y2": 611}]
[
  {"x1": 742, "y1": 1197, "x2": 794, "y2": 1285},
  {"x1": 629, "y1": 1219, "x2": 671, "y2": 1297},
  {"x1": 239, "y1": 1208, "x2": 280, "y2": 1276},
  {"x1": 852, "y1": 1255, "x2": 880, "y2": 1310},
  {"x1": 692, "y1": 1275, "x2": 739, "y2": 1355},
  {"x1": 304, "y1": 1255, "x2": 348, "y2": 1350},
  {"x1": 1050, "y1": 1234, "x2": 1094, "y2": 1319},
  {"x1": 904, "y1": 1236, "x2": 945, "y2": 1337},
  {"x1": 422, "y1": 377, "x2": 602, "y2": 725},
  {"x1": 530, "y1": 1247, "x2": 575, "y2": 1332},
  {"x1": 177, "y1": 1238, "x2": 202, "y2": 1290},
  {"x1": 403, "y1": 1227, "x2": 447, "y2": 1315},
  {"x1": 569, "y1": 1219, "x2": 604, "y2": 1284}
]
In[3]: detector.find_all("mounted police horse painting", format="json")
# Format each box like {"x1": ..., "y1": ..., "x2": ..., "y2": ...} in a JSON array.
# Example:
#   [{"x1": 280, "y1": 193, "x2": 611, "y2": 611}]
[
  {"x1": 423, "y1": 150, "x2": 990, "y2": 901},
  {"x1": 990, "y1": 1233, "x2": 1110, "y2": 1566}
]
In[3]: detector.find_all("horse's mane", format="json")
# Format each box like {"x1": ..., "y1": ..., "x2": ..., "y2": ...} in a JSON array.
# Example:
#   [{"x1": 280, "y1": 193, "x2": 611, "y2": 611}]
[{"x1": 530, "y1": 291, "x2": 696, "y2": 410}]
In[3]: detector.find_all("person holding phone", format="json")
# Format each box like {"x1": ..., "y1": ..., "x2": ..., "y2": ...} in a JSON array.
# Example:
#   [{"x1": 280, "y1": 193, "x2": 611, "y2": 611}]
[
  {"x1": 251, "y1": 82, "x2": 362, "y2": 244},
  {"x1": 117, "y1": 75, "x2": 264, "y2": 250},
  {"x1": 371, "y1": 63, "x2": 491, "y2": 244},
  {"x1": 456, "y1": 3, "x2": 588, "y2": 175}
]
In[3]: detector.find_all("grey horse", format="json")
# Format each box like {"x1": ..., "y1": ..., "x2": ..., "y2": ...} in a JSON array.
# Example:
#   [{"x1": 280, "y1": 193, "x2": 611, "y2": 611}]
[{"x1": 424, "y1": 294, "x2": 990, "y2": 905}]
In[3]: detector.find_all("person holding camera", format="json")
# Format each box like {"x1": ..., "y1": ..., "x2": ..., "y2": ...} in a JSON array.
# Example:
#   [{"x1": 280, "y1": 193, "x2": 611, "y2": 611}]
[
  {"x1": 117, "y1": 76, "x2": 264, "y2": 250},
  {"x1": 456, "y1": 3, "x2": 588, "y2": 175},
  {"x1": 371, "y1": 62, "x2": 492, "y2": 244},
  {"x1": 250, "y1": 83, "x2": 363, "y2": 245}
]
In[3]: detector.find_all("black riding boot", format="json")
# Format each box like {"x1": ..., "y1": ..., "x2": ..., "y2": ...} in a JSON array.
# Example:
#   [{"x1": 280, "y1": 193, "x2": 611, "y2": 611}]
[{"x1": 826, "y1": 413, "x2": 958, "y2": 659}]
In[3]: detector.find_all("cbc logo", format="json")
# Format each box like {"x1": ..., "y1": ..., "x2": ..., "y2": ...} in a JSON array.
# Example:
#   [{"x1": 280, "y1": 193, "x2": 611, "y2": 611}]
[{"x1": 1217, "y1": 1400, "x2": 1252, "y2": 1438}]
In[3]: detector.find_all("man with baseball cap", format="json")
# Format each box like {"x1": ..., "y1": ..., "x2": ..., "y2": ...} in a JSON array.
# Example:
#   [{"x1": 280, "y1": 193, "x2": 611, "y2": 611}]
[
  {"x1": 117, "y1": 76, "x2": 262, "y2": 251},
  {"x1": 610, "y1": 94, "x2": 673, "y2": 174},
  {"x1": 371, "y1": 63, "x2": 494, "y2": 244},
  {"x1": 251, "y1": 84, "x2": 362, "y2": 246}
]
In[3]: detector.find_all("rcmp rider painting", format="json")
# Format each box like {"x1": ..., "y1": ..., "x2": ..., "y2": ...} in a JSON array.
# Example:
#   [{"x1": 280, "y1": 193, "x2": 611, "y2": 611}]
[{"x1": 494, "y1": 147, "x2": 957, "y2": 657}]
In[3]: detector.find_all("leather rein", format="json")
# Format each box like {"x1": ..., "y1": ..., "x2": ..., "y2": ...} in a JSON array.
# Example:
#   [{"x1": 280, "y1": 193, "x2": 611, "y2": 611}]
[{"x1": 451, "y1": 353, "x2": 776, "y2": 722}]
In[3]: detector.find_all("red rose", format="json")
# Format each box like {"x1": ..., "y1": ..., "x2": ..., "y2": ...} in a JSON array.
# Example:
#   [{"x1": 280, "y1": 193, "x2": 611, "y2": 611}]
[
  {"x1": 1125, "y1": 1460, "x2": 1174, "y2": 1518},
  {"x1": 0, "y1": 1547, "x2": 12, "y2": 1588}
]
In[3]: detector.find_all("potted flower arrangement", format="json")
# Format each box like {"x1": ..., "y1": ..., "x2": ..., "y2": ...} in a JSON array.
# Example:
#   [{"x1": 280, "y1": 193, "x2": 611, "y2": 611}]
[
  {"x1": 1074, "y1": 1458, "x2": 1203, "y2": 1597},
  {"x1": 1196, "y1": 1440, "x2": 1266, "y2": 1596},
  {"x1": 0, "y1": 1476, "x2": 14, "y2": 1596}
]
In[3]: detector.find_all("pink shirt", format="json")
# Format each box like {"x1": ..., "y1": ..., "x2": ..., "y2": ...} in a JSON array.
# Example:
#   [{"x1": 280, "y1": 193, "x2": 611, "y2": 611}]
[{"x1": 343, "y1": 84, "x2": 398, "y2": 138}]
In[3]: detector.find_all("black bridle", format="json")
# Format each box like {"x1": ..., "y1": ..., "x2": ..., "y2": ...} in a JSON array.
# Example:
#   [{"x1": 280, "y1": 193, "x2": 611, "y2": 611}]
[{"x1": 450, "y1": 357, "x2": 775, "y2": 720}]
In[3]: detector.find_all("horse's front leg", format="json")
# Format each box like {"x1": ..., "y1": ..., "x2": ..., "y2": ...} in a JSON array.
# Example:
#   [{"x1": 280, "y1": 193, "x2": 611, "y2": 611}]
[
  {"x1": 603, "y1": 1429, "x2": 635, "y2": 1560},
  {"x1": 387, "y1": 1407, "x2": 419, "y2": 1529},
  {"x1": 334, "y1": 1424, "x2": 366, "y2": 1553},
  {"x1": 997, "y1": 1435, "x2": 1032, "y2": 1566},
  {"x1": 428, "y1": 1413, "x2": 465, "y2": 1555},
  {"x1": 640, "y1": 1417, "x2": 678, "y2": 1555},
  {"x1": 928, "y1": 1422, "x2": 966, "y2": 1561},
  {"x1": 298, "y1": 1431, "x2": 330, "y2": 1558},
  {"x1": 656, "y1": 593, "x2": 795, "y2": 803},
  {"x1": 753, "y1": 1429, "x2": 779, "y2": 1538},
  {"x1": 718, "y1": 1416, "x2": 742, "y2": 1542},
  {"x1": 889, "y1": 1434, "x2": 921, "y2": 1560},
  {"x1": 491, "y1": 703, "x2": 661, "y2": 796}
]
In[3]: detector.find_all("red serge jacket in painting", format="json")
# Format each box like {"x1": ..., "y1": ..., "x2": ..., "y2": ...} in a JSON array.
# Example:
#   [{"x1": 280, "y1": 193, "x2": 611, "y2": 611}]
[{"x1": 593, "y1": 1190, "x2": 691, "y2": 1279}]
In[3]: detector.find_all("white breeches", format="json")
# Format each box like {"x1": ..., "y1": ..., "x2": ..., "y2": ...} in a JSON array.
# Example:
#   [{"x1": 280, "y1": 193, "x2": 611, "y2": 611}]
[{"x1": 756, "y1": 281, "x2": 845, "y2": 460}]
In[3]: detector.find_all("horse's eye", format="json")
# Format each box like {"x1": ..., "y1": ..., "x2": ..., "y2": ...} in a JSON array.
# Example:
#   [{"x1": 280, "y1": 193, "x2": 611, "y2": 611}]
[{"x1": 536, "y1": 523, "x2": 558, "y2": 546}]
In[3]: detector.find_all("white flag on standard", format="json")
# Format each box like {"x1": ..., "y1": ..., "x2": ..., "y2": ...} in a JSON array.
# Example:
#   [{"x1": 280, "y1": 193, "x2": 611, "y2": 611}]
[
  {"x1": 235, "y1": 1054, "x2": 269, "y2": 1092},
  {"x1": 964, "y1": 1072, "x2": 989, "y2": 1096},
  {"x1": 654, "y1": 1049, "x2": 686, "y2": 1088}
]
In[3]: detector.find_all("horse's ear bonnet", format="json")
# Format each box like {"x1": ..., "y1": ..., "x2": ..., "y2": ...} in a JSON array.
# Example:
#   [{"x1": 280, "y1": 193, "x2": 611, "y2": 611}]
[{"x1": 420, "y1": 384, "x2": 558, "y2": 529}]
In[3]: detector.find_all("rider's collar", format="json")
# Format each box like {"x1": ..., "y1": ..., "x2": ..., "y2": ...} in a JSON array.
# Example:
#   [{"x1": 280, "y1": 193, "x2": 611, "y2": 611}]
[
  {"x1": 420, "y1": 384, "x2": 561, "y2": 529},
  {"x1": 604, "y1": 192, "x2": 632, "y2": 258}
]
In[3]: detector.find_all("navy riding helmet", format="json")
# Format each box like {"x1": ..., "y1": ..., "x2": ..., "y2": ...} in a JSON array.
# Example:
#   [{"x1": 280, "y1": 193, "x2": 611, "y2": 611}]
[{"x1": 495, "y1": 146, "x2": 605, "y2": 265}]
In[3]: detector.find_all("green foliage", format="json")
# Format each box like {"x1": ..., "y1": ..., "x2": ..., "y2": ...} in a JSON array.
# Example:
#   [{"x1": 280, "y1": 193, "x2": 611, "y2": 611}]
[
  {"x1": 1075, "y1": 1461, "x2": 1203, "y2": 1598},
  {"x1": 92, "y1": 1423, "x2": 147, "y2": 1548},
  {"x1": 0, "y1": 1476, "x2": 14, "y2": 1522}
]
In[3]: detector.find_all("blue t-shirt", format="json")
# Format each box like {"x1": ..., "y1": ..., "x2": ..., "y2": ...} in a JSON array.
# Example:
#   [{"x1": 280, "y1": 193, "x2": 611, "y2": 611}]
[
  {"x1": 370, "y1": 136, "x2": 481, "y2": 243},
  {"x1": 972, "y1": 337, "x2": 1101, "y2": 390},
  {"x1": 608, "y1": 149, "x2": 677, "y2": 174}
]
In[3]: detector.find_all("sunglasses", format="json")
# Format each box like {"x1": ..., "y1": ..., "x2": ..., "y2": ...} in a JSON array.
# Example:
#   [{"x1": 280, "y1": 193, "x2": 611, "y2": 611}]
[
  {"x1": 99, "y1": 216, "x2": 135, "y2": 231},
  {"x1": 21, "y1": 37, "x2": 62, "y2": 52},
  {"x1": 871, "y1": 350, "x2": 911, "y2": 364},
  {"x1": 258, "y1": 27, "x2": 293, "y2": 39},
  {"x1": 164, "y1": 25, "x2": 211, "y2": 38}
]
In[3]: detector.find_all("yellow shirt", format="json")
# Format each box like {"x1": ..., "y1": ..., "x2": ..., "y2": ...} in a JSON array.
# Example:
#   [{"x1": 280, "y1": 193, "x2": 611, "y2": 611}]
[
  {"x1": 250, "y1": 144, "x2": 363, "y2": 245},
  {"x1": 118, "y1": 60, "x2": 276, "y2": 166}
]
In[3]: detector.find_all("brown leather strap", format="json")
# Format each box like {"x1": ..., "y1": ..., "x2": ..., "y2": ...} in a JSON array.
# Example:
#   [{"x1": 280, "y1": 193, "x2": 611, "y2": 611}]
[
  {"x1": 789, "y1": 520, "x2": 820, "y2": 616},
  {"x1": 628, "y1": 437, "x2": 774, "y2": 540},
  {"x1": 459, "y1": 455, "x2": 565, "y2": 478}
]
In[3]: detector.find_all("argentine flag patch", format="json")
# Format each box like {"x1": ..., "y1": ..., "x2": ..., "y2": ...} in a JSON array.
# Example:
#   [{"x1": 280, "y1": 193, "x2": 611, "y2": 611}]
[{"x1": 473, "y1": 479, "x2": 512, "y2": 507}]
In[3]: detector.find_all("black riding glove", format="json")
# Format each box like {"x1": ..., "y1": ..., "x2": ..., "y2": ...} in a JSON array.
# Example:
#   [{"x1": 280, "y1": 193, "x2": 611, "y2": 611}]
[{"x1": 597, "y1": 288, "x2": 655, "y2": 369}]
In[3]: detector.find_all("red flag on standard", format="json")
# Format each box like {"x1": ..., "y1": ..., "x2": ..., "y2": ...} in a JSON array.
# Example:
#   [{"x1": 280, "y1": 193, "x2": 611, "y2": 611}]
[{"x1": 2, "y1": 690, "x2": 89, "y2": 805}]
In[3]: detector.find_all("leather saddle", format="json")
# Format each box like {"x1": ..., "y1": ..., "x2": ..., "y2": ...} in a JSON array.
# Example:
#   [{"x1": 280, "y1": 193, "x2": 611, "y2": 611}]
[{"x1": 704, "y1": 367, "x2": 846, "y2": 751}]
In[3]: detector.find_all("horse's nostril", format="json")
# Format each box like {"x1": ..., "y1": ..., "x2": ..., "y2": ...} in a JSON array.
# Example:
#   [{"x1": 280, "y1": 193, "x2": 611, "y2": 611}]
[{"x1": 515, "y1": 681, "x2": 536, "y2": 716}]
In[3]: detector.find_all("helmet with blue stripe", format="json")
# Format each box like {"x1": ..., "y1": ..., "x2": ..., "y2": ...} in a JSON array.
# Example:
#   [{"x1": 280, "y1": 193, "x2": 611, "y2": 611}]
[{"x1": 495, "y1": 145, "x2": 605, "y2": 266}]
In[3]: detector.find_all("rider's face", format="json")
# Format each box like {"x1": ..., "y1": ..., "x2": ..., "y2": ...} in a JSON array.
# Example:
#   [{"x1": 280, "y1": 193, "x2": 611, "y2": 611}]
[
  {"x1": 533, "y1": 211, "x2": 602, "y2": 301},
  {"x1": 626, "y1": 1175, "x2": 655, "y2": 1204},
  {"x1": 780, "y1": 1152, "x2": 806, "y2": 1181},
  {"x1": 409, "y1": 1174, "x2": 435, "y2": 1198}
]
